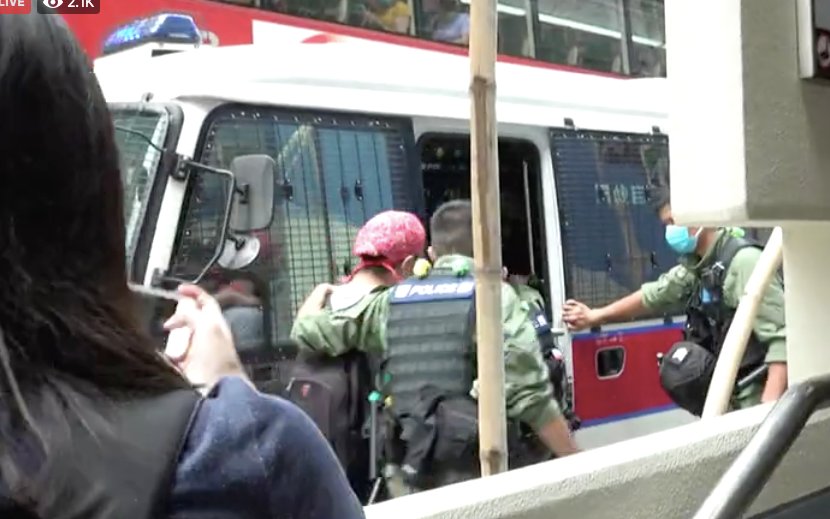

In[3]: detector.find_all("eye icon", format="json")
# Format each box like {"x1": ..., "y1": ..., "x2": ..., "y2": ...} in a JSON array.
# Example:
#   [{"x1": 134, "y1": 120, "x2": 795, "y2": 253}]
[{"x1": 42, "y1": 0, "x2": 63, "y2": 8}]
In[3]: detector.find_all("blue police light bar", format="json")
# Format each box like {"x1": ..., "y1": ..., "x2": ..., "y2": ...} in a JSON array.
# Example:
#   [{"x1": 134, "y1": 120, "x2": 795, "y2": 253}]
[{"x1": 102, "y1": 13, "x2": 201, "y2": 56}]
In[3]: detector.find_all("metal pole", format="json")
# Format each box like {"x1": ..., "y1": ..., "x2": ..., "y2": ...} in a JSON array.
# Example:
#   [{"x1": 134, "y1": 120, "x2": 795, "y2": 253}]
[
  {"x1": 617, "y1": 0, "x2": 634, "y2": 75},
  {"x1": 521, "y1": 160, "x2": 536, "y2": 275}
]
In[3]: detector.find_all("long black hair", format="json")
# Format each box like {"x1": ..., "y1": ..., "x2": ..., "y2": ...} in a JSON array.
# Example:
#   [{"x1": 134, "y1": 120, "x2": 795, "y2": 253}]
[{"x1": 0, "y1": 12, "x2": 189, "y2": 485}]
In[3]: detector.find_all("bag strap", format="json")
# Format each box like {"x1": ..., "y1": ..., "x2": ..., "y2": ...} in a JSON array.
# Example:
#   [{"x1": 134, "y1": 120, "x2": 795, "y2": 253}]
[
  {"x1": 344, "y1": 350, "x2": 371, "y2": 430},
  {"x1": 700, "y1": 235, "x2": 762, "y2": 306},
  {"x1": 715, "y1": 236, "x2": 762, "y2": 273},
  {"x1": 140, "y1": 389, "x2": 203, "y2": 518},
  {"x1": 706, "y1": 236, "x2": 774, "y2": 361},
  {"x1": 69, "y1": 388, "x2": 203, "y2": 519}
]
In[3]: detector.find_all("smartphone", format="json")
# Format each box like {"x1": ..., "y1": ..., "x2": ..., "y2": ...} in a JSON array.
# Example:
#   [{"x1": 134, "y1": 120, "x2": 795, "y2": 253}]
[
  {"x1": 165, "y1": 325, "x2": 193, "y2": 360},
  {"x1": 128, "y1": 282, "x2": 182, "y2": 302},
  {"x1": 164, "y1": 297, "x2": 198, "y2": 360},
  {"x1": 129, "y1": 283, "x2": 186, "y2": 354}
]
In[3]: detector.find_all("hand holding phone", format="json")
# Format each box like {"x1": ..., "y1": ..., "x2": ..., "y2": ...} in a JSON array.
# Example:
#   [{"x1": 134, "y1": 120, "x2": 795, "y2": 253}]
[{"x1": 163, "y1": 285, "x2": 250, "y2": 390}]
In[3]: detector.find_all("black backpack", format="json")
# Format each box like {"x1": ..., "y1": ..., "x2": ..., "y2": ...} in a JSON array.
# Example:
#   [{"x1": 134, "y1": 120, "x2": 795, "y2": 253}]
[
  {"x1": 286, "y1": 350, "x2": 373, "y2": 501},
  {"x1": 658, "y1": 340, "x2": 718, "y2": 417}
]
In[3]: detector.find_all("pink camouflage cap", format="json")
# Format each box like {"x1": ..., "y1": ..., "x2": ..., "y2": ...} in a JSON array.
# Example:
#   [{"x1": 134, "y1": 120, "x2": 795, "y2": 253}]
[{"x1": 352, "y1": 210, "x2": 426, "y2": 265}]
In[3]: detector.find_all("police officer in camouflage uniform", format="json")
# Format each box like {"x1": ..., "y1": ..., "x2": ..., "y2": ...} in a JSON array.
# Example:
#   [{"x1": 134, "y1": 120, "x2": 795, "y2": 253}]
[
  {"x1": 292, "y1": 200, "x2": 579, "y2": 496},
  {"x1": 506, "y1": 274, "x2": 579, "y2": 430},
  {"x1": 562, "y1": 186, "x2": 787, "y2": 412}
]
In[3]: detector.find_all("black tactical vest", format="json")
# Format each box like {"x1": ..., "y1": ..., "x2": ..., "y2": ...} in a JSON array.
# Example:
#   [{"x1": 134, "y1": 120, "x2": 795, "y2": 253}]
[
  {"x1": 384, "y1": 273, "x2": 476, "y2": 412},
  {"x1": 686, "y1": 235, "x2": 769, "y2": 373},
  {"x1": 528, "y1": 306, "x2": 556, "y2": 354},
  {"x1": 1, "y1": 383, "x2": 201, "y2": 519}
]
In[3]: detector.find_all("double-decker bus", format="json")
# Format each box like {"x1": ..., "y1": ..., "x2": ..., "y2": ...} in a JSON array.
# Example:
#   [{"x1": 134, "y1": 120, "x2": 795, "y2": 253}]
[
  {"x1": 63, "y1": 0, "x2": 666, "y2": 77},
  {"x1": 97, "y1": 12, "x2": 687, "y2": 449}
]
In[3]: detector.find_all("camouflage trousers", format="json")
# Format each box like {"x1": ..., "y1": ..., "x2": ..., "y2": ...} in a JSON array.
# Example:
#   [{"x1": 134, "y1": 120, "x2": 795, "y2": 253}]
[{"x1": 730, "y1": 380, "x2": 764, "y2": 411}]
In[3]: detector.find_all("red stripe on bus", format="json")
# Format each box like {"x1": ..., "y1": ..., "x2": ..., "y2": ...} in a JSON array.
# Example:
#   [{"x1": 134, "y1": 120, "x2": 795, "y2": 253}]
[{"x1": 63, "y1": 0, "x2": 625, "y2": 79}]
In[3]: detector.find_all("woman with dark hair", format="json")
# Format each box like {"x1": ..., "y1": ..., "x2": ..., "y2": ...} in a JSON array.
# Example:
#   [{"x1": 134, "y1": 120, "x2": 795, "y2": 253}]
[{"x1": 0, "y1": 14, "x2": 364, "y2": 519}]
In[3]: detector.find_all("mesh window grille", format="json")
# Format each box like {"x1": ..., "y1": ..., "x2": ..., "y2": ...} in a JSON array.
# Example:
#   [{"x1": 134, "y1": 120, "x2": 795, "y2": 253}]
[
  {"x1": 551, "y1": 129, "x2": 673, "y2": 313},
  {"x1": 112, "y1": 109, "x2": 169, "y2": 273},
  {"x1": 170, "y1": 106, "x2": 413, "y2": 344}
]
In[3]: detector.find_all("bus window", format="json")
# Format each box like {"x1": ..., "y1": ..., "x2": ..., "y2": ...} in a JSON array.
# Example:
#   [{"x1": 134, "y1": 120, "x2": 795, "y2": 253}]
[
  {"x1": 535, "y1": 0, "x2": 625, "y2": 74},
  {"x1": 496, "y1": 0, "x2": 532, "y2": 58},
  {"x1": 551, "y1": 129, "x2": 673, "y2": 315},
  {"x1": 419, "y1": 135, "x2": 549, "y2": 301},
  {"x1": 159, "y1": 1, "x2": 668, "y2": 77},
  {"x1": 169, "y1": 105, "x2": 418, "y2": 346},
  {"x1": 628, "y1": 0, "x2": 667, "y2": 77}
]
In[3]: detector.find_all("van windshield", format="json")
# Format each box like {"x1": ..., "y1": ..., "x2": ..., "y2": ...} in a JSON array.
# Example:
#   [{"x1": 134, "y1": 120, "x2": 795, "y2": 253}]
[{"x1": 112, "y1": 107, "x2": 170, "y2": 270}]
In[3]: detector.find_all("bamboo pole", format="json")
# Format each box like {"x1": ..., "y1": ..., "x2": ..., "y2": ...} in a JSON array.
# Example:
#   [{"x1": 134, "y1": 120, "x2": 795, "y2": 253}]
[
  {"x1": 469, "y1": 0, "x2": 507, "y2": 476},
  {"x1": 701, "y1": 227, "x2": 784, "y2": 418}
]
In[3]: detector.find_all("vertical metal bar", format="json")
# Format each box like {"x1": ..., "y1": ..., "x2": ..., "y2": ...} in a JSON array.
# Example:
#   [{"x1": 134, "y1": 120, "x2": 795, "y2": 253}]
[
  {"x1": 522, "y1": 160, "x2": 536, "y2": 275},
  {"x1": 522, "y1": 0, "x2": 536, "y2": 57},
  {"x1": 310, "y1": 124, "x2": 336, "y2": 281},
  {"x1": 617, "y1": 0, "x2": 634, "y2": 75},
  {"x1": 527, "y1": 0, "x2": 543, "y2": 60},
  {"x1": 406, "y1": 0, "x2": 416, "y2": 34}
]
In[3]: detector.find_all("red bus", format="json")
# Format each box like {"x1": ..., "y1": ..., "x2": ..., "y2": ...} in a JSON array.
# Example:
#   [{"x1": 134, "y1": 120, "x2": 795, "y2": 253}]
[{"x1": 63, "y1": 0, "x2": 666, "y2": 77}]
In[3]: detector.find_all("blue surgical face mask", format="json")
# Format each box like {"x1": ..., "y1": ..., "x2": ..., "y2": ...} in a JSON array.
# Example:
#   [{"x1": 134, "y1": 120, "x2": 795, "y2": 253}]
[{"x1": 665, "y1": 225, "x2": 701, "y2": 255}]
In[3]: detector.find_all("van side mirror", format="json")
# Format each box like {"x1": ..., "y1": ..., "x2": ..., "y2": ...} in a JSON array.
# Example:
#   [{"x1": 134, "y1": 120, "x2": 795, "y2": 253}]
[{"x1": 229, "y1": 154, "x2": 275, "y2": 232}]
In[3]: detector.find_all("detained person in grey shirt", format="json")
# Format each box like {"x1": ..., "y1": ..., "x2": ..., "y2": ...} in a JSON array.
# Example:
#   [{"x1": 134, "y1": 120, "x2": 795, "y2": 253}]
[{"x1": 214, "y1": 276, "x2": 267, "y2": 353}]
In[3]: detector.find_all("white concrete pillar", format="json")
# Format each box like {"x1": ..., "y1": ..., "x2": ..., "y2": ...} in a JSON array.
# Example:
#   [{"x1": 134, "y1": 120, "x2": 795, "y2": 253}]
[
  {"x1": 667, "y1": 0, "x2": 830, "y2": 227},
  {"x1": 667, "y1": 0, "x2": 830, "y2": 385},
  {"x1": 783, "y1": 224, "x2": 830, "y2": 383}
]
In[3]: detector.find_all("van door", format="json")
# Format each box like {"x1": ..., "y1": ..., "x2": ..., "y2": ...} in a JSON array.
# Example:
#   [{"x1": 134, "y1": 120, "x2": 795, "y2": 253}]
[
  {"x1": 550, "y1": 128, "x2": 689, "y2": 446},
  {"x1": 110, "y1": 102, "x2": 184, "y2": 283},
  {"x1": 165, "y1": 104, "x2": 419, "y2": 354}
]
